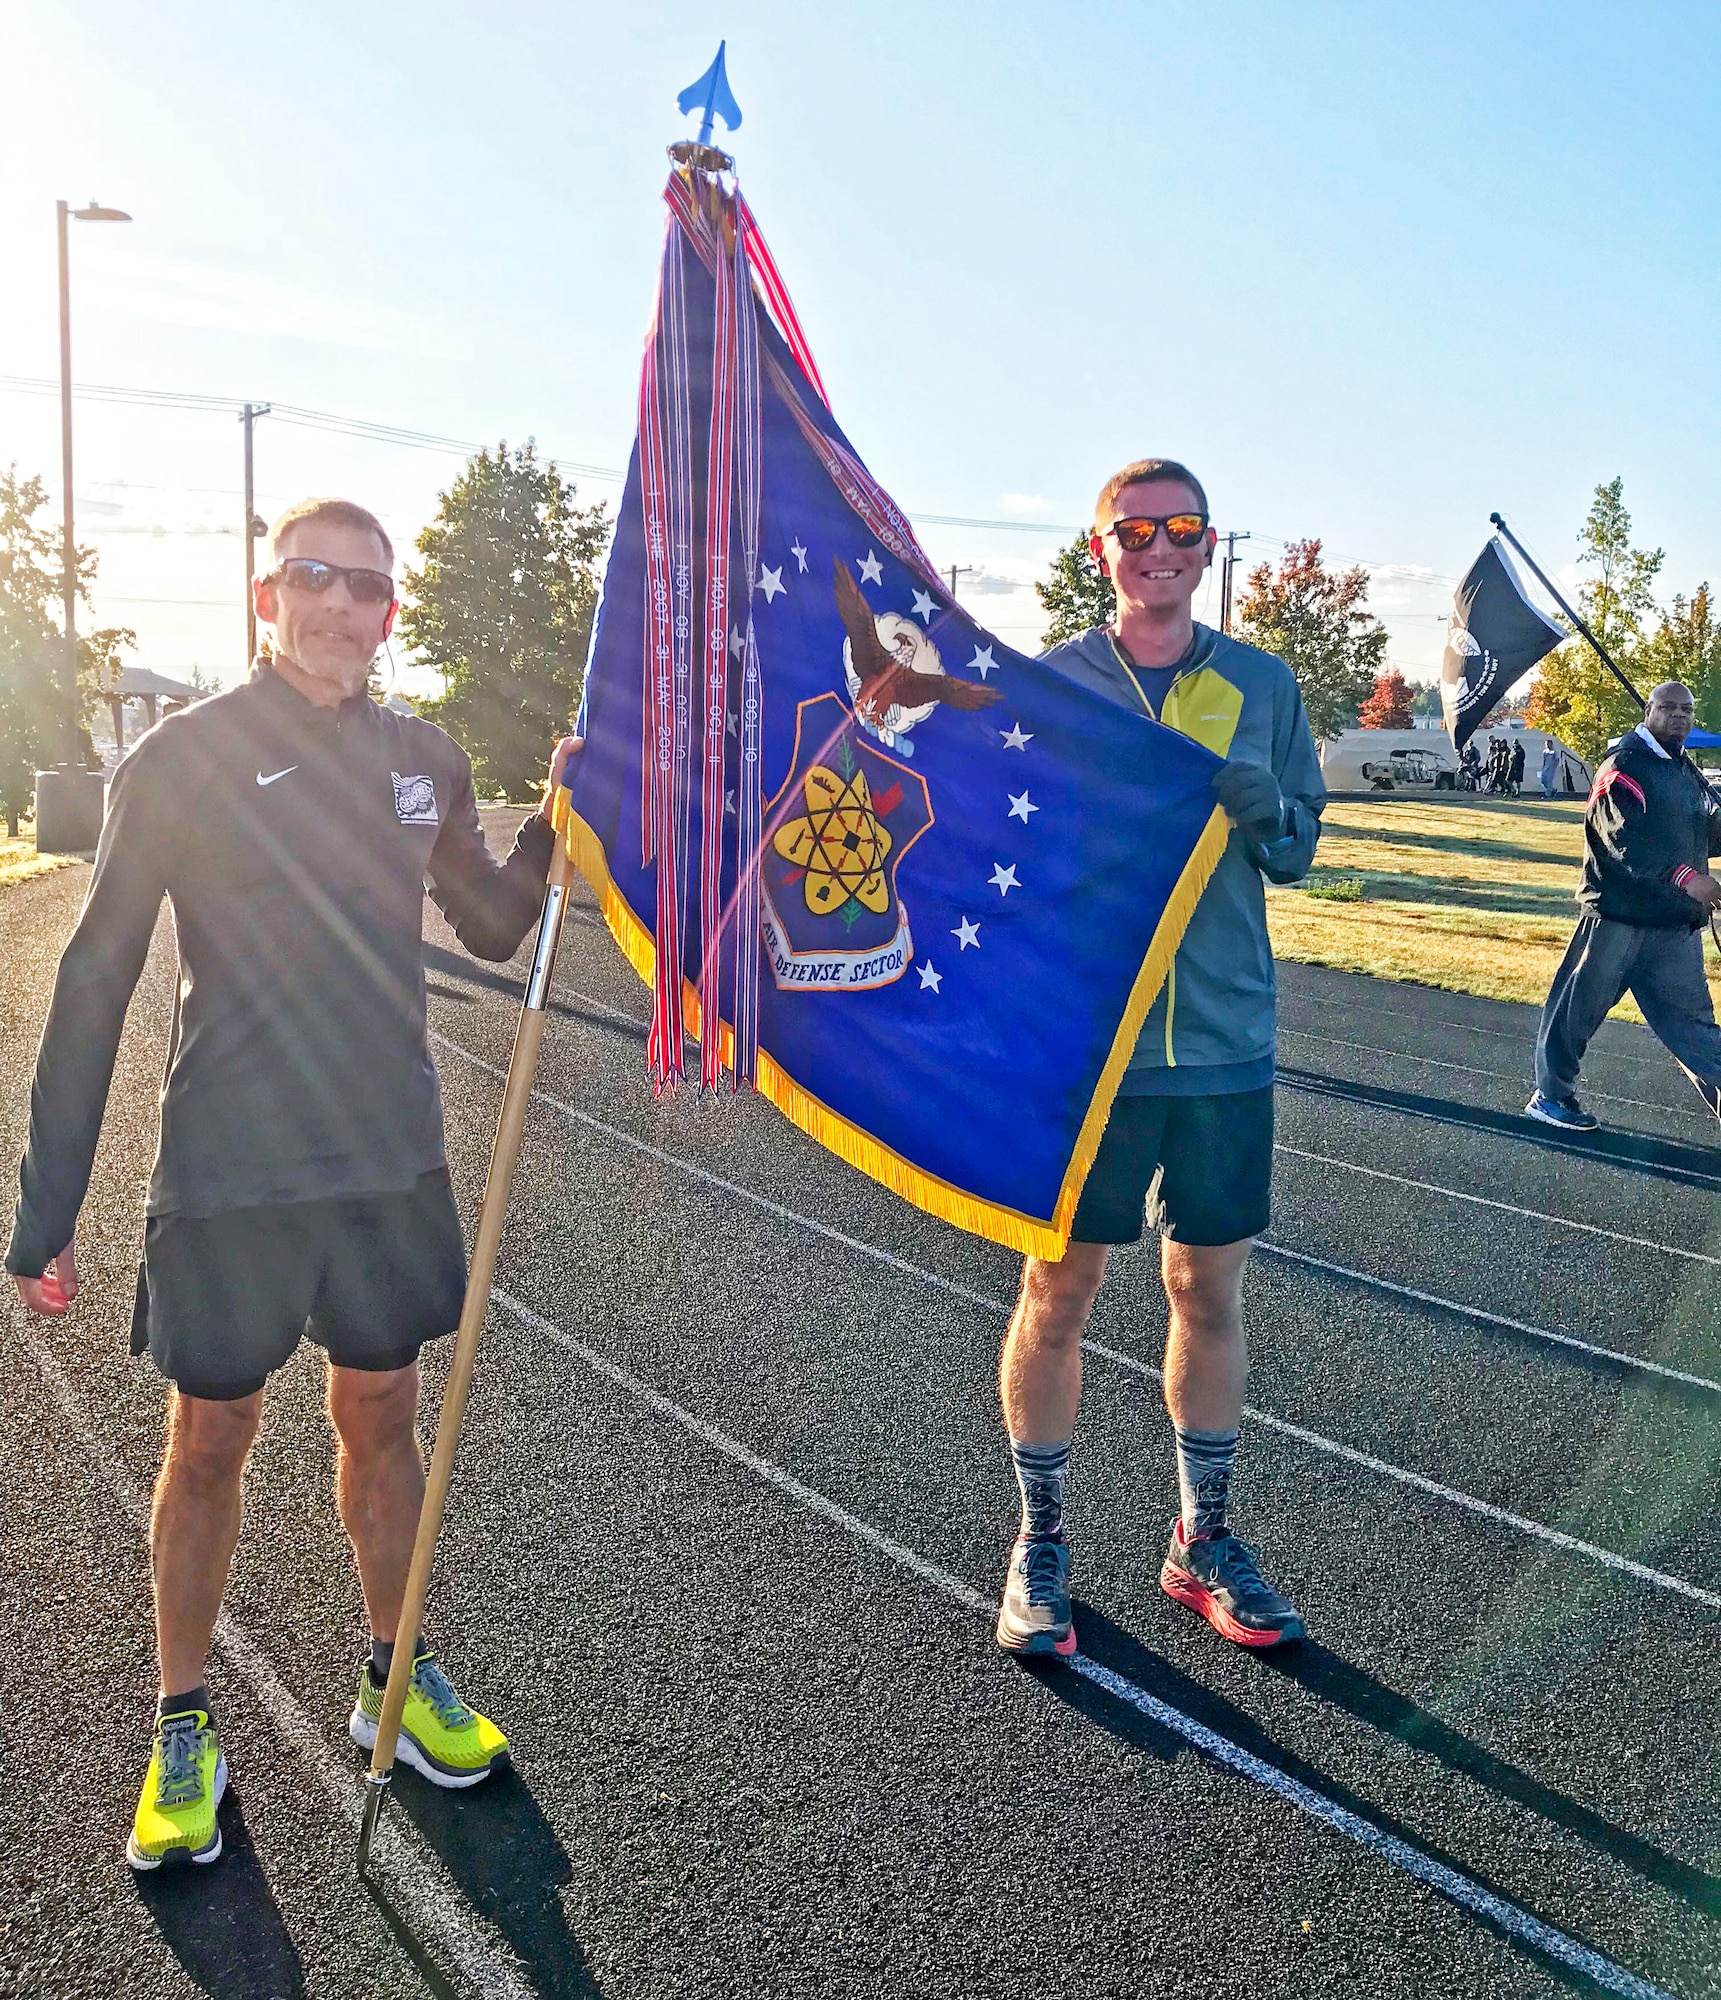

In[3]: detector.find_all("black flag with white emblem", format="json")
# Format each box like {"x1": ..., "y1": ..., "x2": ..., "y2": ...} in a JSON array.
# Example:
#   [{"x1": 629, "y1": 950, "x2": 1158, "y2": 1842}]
[{"x1": 1441, "y1": 537, "x2": 1566, "y2": 752}]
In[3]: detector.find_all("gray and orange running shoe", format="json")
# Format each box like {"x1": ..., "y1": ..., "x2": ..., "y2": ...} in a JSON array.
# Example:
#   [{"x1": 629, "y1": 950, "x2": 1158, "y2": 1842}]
[
  {"x1": 1160, "y1": 1520, "x2": 1304, "y2": 1648},
  {"x1": 995, "y1": 1535, "x2": 1077, "y2": 1659}
]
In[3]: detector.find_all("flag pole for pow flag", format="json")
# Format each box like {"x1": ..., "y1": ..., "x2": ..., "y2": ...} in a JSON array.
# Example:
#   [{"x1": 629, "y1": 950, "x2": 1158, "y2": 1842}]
[
  {"x1": 1488, "y1": 512, "x2": 1647, "y2": 713},
  {"x1": 1490, "y1": 510, "x2": 1721, "y2": 814},
  {"x1": 357, "y1": 827, "x2": 578, "y2": 1877}
]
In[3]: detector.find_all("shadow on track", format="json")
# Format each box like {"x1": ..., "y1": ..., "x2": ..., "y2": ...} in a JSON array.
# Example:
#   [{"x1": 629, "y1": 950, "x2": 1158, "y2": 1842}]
[
  {"x1": 1027, "y1": 1607, "x2": 1621, "y2": 1998},
  {"x1": 389, "y1": 1766, "x2": 599, "y2": 1999},
  {"x1": 1278, "y1": 1067, "x2": 1721, "y2": 1190},
  {"x1": 135, "y1": 1784, "x2": 306, "y2": 1999},
  {"x1": 1259, "y1": 1641, "x2": 1721, "y2": 1919},
  {"x1": 424, "y1": 947, "x2": 646, "y2": 1047}
]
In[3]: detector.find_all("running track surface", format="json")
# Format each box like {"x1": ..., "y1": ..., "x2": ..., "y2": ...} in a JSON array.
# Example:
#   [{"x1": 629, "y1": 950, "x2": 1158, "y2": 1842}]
[{"x1": 3, "y1": 813, "x2": 1719, "y2": 2000}]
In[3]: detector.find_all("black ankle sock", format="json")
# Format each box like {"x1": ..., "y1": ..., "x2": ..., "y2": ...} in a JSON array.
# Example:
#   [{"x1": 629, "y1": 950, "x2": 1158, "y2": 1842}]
[
  {"x1": 158, "y1": 1684, "x2": 212, "y2": 1724},
  {"x1": 369, "y1": 1635, "x2": 427, "y2": 1683}
]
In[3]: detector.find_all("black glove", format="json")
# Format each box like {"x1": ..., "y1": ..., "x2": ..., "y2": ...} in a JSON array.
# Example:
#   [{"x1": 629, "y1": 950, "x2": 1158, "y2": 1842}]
[{"x1": 1211, "y1": 759, "x2": 1286, "y2": 844}]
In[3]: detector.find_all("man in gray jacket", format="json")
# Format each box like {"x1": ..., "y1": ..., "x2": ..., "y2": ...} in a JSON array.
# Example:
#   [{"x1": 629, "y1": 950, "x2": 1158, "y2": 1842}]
[{"x1": 994, "y1": 459, "x2": 1324, "y2": 1660}]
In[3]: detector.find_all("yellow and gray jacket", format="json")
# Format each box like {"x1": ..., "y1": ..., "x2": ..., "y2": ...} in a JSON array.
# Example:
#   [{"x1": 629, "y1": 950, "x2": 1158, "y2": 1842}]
[{"x1": 1041, "y1": 623, "x2": 1324, "y2": 1095}]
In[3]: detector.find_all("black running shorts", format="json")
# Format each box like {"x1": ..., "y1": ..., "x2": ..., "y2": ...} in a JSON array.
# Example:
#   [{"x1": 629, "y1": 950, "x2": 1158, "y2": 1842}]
[
  {"x1": 130, "y1": 1169, "x2": 467, "y2": 1401},
  {"x1": 1069, "y1": 1086, "x2": 1273, "y2": 1247}
]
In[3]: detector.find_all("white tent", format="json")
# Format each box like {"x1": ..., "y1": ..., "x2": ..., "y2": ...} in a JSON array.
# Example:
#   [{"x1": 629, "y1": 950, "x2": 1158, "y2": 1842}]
[{"x1": 1318, "y1": 725, "x2": 1590, "y2": 796}]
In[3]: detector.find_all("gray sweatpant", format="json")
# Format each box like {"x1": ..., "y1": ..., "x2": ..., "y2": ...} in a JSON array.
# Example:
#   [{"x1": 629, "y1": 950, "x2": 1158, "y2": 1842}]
[{"x1": 1535, "y1": 911, "x2": 1721, "y2": 1099}]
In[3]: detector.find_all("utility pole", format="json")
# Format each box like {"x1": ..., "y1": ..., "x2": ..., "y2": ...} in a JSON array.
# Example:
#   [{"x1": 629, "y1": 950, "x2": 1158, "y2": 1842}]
[
  {"x1": 947, "y1": 564, "x2": 974, "y2": 599},
  {"x1": 241, "y1": 404, "x2": 271, "y2": 662},
  {"x1": 1218, "y1": 530, "x2": 1252, "y2": 635}
]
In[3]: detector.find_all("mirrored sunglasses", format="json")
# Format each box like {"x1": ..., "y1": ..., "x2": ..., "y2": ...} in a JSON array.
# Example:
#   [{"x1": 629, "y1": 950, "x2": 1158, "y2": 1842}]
[{"x1": 268, "y1": 557, "x2": 396, "y2": 604}]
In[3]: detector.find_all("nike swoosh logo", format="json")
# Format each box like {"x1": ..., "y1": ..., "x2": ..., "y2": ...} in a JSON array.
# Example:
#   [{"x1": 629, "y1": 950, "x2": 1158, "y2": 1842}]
[{"x1": 256, "y1": 767, "x2": 298, "y2": 787}]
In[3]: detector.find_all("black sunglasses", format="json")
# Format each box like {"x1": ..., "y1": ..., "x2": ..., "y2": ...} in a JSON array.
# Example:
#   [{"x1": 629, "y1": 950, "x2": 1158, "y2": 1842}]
[
  {"x1": 1103, "y1": 512, "x2": 1210, "y2": 552},
  {"x1": 266, "y1": 556, "x2": 395, "y2": 604}
]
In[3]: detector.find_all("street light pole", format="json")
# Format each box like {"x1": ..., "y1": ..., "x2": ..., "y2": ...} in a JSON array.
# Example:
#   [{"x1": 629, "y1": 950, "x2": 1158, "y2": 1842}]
[
  {"x1": 56, "y1": 202, "x2": 77, "y2": 768},
  {"x1": 40, "y1": 199, "x2": 130, "y2": 854},
  {"x1": 241, "y1": 404, "x2": 271, "y2": 663}
]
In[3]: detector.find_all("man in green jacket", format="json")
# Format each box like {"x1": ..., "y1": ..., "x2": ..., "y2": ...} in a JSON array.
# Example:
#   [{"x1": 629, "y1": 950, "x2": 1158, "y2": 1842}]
[{"x1": 994, "y1": 459, "x2": 1325, "y2": 1660}]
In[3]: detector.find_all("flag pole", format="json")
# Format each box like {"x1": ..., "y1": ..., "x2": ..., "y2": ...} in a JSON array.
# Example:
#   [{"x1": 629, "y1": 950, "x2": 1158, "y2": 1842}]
[
  {"x1": 357, "y1": 820, "x2": 578, "y2": 1877},
  {"x1": 1489, "y1": 512, "x2": 1644, "y2": 712},
  {"x1": 1491, "y1": 512, "x2": 1721, "y2": 815}
]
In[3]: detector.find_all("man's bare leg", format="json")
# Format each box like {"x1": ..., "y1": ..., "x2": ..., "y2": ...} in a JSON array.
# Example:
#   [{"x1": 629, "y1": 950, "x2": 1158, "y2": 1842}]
[
  {"x1": 994, "y1": 1244, "x2": 1107, "y2": 1656},
  {"x1": 327, "y1": 1360, "x2": 425, "y2": 1647},
  {"x1": 151, "y1": 1388, "x2": 263, "y2": 1697},
  {"x1": 1158, "y1": 1235, "x2": 1304, "y2": 1645},
  {"x1": 998, "y1": 1243, "x2": 1108, "y2": 1445},
  {"x1": 1160, "y1": 1238, "x2": 1249, "y2": 1435}
]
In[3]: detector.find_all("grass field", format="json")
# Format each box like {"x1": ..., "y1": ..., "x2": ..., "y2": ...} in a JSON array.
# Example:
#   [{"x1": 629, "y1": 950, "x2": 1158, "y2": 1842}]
[
  {"x1": 1267, "y1": 792, "x2": 1721, "y2": 1021},
  {"x1": 0, "y1": 826, "x2": 77, "y2": 894}
]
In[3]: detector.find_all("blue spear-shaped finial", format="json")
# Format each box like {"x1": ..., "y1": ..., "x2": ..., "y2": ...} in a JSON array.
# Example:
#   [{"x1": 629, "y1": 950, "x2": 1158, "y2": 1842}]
[{"x1": 677, "y1": 41, "x2": 743, "y2": 147}]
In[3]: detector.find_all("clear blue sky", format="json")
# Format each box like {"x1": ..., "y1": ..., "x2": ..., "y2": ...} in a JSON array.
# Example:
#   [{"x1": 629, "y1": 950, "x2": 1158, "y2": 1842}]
[{"x1": 3, "y1": 0, "x2": 1717, "y2": 694}]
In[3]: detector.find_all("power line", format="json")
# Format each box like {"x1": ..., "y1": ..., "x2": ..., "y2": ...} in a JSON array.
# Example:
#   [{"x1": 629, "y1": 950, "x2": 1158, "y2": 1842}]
[{"x1": 0, "y1": 374, "x2": 1091, "y2": 537}]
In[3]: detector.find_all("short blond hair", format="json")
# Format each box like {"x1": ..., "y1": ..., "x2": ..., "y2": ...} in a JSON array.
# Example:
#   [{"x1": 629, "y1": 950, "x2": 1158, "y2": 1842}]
[
  {"x1": 1093, "y1": 458, "x2": 1209, "y2": 532},
  {"x1": 267, "y1": 497, "x2": 394, "y2": 571}
]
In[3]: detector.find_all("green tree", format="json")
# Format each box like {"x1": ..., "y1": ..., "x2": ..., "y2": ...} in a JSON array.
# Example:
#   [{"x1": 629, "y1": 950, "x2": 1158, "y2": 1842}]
[
  {"x1": 1234, "y1": 538, "x2": 1386, "y2": 738},
  {"x1": 403, "y1": 443, "x2": 607, "y2": 800},
  {"x1": 1636, "y1": 584, "x2": 1721, "y2": 731},
  {"x1": 1525, "y1": 478, "x2": 1664, "y2": 763},
  {"x1": 1410, "y1": 680, "x2": 1443, "y2": 721},
  {"x1": 1036, "y1": 532, "x2": 1113, "y2": 646},
  {"x1": 0, "y1": 468, "x2": 70, "y2": 835}
]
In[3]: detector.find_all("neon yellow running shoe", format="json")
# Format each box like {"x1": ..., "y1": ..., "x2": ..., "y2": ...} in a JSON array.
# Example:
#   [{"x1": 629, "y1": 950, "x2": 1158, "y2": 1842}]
[
  {"x1": 349, "y1": 1649, "x2": 508, "y2": 1789},
  {"x1": 127, "y1": 1707, "x2": 226, "y2": 1871}
]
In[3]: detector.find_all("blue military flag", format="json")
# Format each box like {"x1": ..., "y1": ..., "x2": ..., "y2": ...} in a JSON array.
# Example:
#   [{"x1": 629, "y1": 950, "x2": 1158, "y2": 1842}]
[{"x1": 559, "y1": 159, "x2": 1229, "y2": 1256}]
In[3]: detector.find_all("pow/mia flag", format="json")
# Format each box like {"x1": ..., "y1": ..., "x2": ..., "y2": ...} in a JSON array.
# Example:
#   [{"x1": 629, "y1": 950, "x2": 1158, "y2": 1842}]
[{"x1": 1442, "y1": 537, "x2": 1566, "y2": 751}]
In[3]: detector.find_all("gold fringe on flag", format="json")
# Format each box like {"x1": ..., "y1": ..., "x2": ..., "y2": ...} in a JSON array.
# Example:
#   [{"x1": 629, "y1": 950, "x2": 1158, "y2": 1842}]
[{"x1": 553, "y1": 791, "x2": 1231, "y2": 1261}]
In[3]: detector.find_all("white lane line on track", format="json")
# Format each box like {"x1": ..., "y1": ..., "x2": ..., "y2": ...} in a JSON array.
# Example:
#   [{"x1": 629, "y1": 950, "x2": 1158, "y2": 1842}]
[
  {"x1": 1278, "y1": 1027, "x2": 1705, "y2": 1122},
  {"x1": 537, "y1": 987, "x2": 1720, "y2": 1257},
  {"x1": 428, "y1": 1028, "x2": 1721, "y2": 1617},
  {"x1": 1256, "y1": 1244, "x2": 1721, "y2": 1395},
  {"x1": 491, "y1": 1285, "x2": 1676, "y2": 2000},
  {"x1": 1275, "y1": 1143, "x2": 1721, "y2": 1265},
  {"x1": 20, "y1": 1329, "x2": 532, "y2": 2000},
  {"x1": 1081, "y1": 1338, "x2": 1721, "y2": 1611}
]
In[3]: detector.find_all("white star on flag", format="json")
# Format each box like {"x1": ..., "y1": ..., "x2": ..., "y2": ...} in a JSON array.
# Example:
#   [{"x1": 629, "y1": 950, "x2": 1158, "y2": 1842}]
[
  {"x1": 858, "y1": 550, "x2": 884, "y2": 585},
  {"x1": 1000, "y1": 723, "x2": 1033, "y2": 750},
  {"x1": 911, "y1": 588, "x2": 937, "y2": 624},
  {"x1": 729, "y1": 627, "x2": 744, "y2": 659},
  {"x1": 989, "y1": 863, "x2": 1020, "y2": 897},
  {"x1": 952, "y1": 916, "x2": 980, "y2": 949},
  {"x1": 790, "y1": 540, "x2": 809, "y2": 572},
  {"x1": 1007, "y1": 790, "x2": 1039, "y2": 824},
  {"x1": 758, "y1": 565, "x2": 785, "y2": 603},
  {"x1": 969, "y1": 645, "x2": 998, "y2": 680},
  {"x1": 918, "y1": 961, "x2": 942, "y2": 992}
]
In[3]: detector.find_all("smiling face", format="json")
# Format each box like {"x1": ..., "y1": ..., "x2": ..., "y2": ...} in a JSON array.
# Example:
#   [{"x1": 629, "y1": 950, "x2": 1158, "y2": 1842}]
[
  {"x1": 254, "y1": 516, "x2": 397, "y2": 702},
  {"x1": 1089, "y1": 477, "x2": 1216, "y2": 621}
]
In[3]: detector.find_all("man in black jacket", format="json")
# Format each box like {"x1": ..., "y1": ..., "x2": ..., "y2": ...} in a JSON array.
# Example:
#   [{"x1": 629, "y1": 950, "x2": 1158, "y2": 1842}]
[
  {"x1": 1528, "y1": 682, "x2": 1721, "y2": 1130},
  {"x1": 7, "y1": 497, "x2": 573, "y2": 1870}
]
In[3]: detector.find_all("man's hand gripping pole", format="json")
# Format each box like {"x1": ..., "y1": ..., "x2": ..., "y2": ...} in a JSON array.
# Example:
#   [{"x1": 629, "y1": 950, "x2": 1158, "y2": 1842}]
[{"x1": 357, "y1": 818, "x2": 578, "y2": 1876}]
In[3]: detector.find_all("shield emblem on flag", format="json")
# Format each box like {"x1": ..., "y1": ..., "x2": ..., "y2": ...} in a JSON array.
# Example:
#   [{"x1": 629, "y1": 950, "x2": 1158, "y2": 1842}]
[{"x1": 760, "y1": 692, "x2": 933, "y2": 992}]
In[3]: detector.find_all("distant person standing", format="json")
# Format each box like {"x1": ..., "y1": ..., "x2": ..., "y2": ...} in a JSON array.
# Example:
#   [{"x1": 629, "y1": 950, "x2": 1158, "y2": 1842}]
[
  {"x1": 1527, "y1": 683, "x2": 1721, "y2": 1130},
  {"x1": 1509, "y1": 738, "x2": 1526, "y2": 796},
  {"x1": 1540, "y1": 740, "x2": 1560, "y2": 797}
]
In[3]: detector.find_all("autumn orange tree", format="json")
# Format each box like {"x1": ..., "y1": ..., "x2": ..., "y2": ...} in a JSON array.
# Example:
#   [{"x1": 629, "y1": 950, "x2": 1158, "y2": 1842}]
[
  {"x1": 1358, "y1": 669, "x2": 1413, "y2": 729},
  {"x1": 1234, "y1": 539, "x2": 1386, "y2": 738}
]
